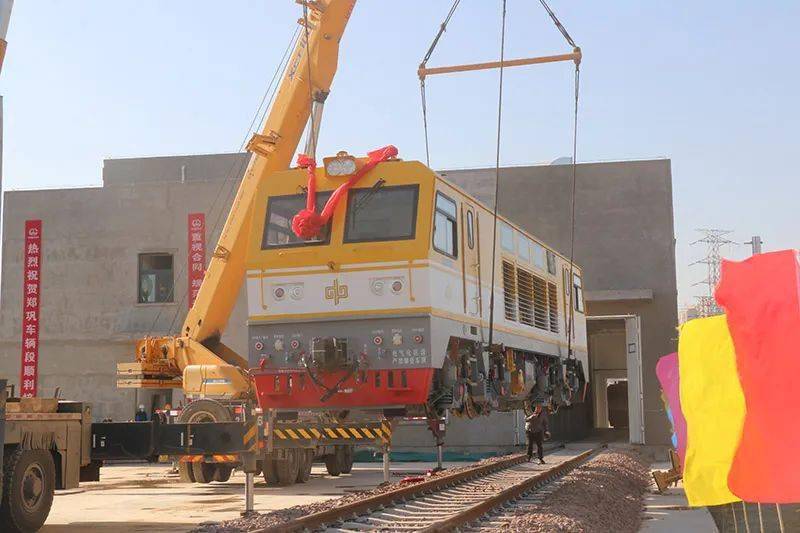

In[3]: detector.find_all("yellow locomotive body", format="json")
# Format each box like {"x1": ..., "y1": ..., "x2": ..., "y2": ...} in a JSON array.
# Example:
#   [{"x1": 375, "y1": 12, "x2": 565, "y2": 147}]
[{"x1": 246, "y1": 154, "x2": 587, "y2": 416}]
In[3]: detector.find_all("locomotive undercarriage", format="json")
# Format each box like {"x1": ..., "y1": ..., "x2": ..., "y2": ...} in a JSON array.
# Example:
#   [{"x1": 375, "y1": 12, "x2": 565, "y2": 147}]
[{"x1": 424, "y1": 337, "x2": 587, "y2": 420}]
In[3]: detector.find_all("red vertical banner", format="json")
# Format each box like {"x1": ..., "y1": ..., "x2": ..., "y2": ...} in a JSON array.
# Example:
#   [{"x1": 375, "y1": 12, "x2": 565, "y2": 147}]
[
  {"x1": 188, "y1": 213, "x2": 206, "y2": 309},
  {"x1": 20, "y1": 220, "x2": 42, "y2": 398}
]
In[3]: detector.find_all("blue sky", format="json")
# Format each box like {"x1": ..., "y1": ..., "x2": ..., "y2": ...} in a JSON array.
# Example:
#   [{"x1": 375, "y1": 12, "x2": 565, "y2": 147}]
[{"x1": 3, "y1": 1, "x2": 798, "y2": 308}]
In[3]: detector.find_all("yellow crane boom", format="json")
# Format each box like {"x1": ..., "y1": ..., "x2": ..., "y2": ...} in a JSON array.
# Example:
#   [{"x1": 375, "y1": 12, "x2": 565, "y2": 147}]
[{"x1": 118, "y1": 0, "x2": 356, "y2": 397}]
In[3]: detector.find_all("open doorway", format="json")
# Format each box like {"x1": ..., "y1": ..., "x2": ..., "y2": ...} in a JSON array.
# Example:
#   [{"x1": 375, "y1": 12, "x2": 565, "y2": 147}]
[{"x1": 587, "y1": 315, "x2": 644, "y2": 444}]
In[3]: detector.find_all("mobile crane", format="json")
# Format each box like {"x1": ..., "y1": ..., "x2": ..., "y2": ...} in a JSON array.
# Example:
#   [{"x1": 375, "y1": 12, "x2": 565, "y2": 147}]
[{"x1": 116, "y1": 0, "x2": 368, "y2": 485}]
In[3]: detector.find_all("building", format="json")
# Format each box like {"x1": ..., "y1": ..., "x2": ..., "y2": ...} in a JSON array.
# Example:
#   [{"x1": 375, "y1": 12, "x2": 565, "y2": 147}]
[{"x1": 0, "y1": 154, "x2": 677, "y2": 449}]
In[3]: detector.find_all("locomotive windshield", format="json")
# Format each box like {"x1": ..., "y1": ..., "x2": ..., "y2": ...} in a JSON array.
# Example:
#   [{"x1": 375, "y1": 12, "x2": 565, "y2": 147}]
[
  {"x1": 262, "y1": 191, "x2": 332, "y2": 248},
  {"x1": 344, "y1": 184, "x2": 419, "y2": 243}
]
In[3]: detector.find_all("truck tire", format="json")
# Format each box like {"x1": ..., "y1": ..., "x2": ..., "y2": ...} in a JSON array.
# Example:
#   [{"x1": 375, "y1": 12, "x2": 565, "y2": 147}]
[
  {"x1": 274, "y1": 450, "x2": 299, "y2": 486},
  {"x1": 212, "y1": 465, "x2": 233, "y2": 483},
  {"x1": 192, "y1": 461, "x2": 216, "y2": 484},
  {"x1": 262, "y1": 457, "x2": 279, "y2": 486},
  {"x1": 325, "y1": 452, "x2": 342, "y2": 477},
  {"x1": 296, "y1": 449, "x2": 313, "y2": 483},
  {"x1": 0, "y1": 448, "x2": 56, "y2": 533},
  {"x1": 178, "y1": 462, "x2": 195, "y2": 483},
  {"x1": 340, "y1": 446, "x2": 354, "y2": 474},
  {"x1": 178, "y1": 400, "x2": 233, "y2": 484}
]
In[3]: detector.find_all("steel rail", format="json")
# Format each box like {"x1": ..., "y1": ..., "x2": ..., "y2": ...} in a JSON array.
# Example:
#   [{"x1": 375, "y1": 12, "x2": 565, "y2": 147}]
[
  {"x1": 257, "y1": 445, "x2": 601, "y2": 533},
  {"x1": 419, "y1": 446, "x2": 597, "y2": 532}
]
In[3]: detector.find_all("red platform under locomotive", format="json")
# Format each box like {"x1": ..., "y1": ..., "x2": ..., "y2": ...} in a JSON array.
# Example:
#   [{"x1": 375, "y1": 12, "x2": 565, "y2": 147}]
[{"x1": 252, "y1": 368, "x2": 434, "y2": 410}]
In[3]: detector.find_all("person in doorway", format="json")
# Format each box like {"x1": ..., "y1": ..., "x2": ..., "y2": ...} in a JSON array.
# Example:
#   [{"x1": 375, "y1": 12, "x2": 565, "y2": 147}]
[
  {"x1": 135, "y1": 404, "x2": 148, "y2": 422},
  {"x1": 526, "y1": 403, "x2": 551, "y2": 464}
]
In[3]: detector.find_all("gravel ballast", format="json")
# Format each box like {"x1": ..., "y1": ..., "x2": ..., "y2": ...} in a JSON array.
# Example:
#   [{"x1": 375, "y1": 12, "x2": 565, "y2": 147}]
[{"x1": 499, "y1": 449, "x2": 650, "y2": 533}]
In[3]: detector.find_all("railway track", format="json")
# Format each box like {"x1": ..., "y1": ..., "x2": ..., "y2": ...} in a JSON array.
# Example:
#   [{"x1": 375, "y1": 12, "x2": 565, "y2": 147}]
[{"x1": 258, "y1": 445, "x2": 601, "y2": 533}]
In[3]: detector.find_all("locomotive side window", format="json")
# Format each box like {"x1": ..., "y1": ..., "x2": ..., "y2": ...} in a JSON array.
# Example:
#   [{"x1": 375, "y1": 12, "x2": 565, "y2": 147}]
[
  {"x1": 466, "y1": 210, "x2": 475, "y2": 249},
  {"x1": 262, "y1": 191, "x2": 333, "y2": 248},
  {"x1": 500, "y1": 222, "x2": 515, "y2": 253},
  {"x1": 518, "y1": 235, "x2": 532, "y2": 262},
  {"x1": 573, "y1": 273, "x2": 585, "y2": 313},
  {"x1": 344, "y1": 184, "x2": 419, "y2": 243},
  {"x1": 433, "y1": 192, "x2": 458, "y2": 258}
]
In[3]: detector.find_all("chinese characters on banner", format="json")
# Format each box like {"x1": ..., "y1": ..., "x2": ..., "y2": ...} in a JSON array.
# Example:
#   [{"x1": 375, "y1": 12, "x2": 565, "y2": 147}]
[
  {"x1": 20, "y1": 220, "x2": 42, "y2": 398},
  {"x1": 188, "y1": 213, "x2": 206, "y2": 309}
]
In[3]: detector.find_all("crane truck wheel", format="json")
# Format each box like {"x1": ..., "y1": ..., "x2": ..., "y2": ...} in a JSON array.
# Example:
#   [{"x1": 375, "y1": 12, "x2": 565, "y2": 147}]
[
  {"x1": 192, "y1": 461, "x2": 217, "y2": 484},
  {"x1": 296, "y1": 449, "x2": 313, "y2": 483},
  {"x1": 0, "y1": 448, "x2": 56, "y2": 533},
  {"x1": 178, "y1": 399, "x2": 234, "y2": 484},
  {"x1": 340, "y1": 446, "x2": 355, "y2": 474},
  {"x1": 262, "y1": 457, "x2": 279, "y2": 486},
  {"x1": 212, "y1": 465, "x2": 233, "y2": 483},
  {"x1": 273, "y1": 450, "x2": 300, "y2": 486},
  {"x1": 178, "y1": 461, "x2": 196, "y2": 483},
  {"x1": 324, "y1": 451, "x2": 342, "y2": 477}
]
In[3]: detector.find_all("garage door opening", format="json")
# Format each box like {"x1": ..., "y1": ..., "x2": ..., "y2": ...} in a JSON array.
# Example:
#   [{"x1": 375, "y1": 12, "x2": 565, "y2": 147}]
[{"x1": 587, "y1": 315, "x2": 644, "y2": 444}]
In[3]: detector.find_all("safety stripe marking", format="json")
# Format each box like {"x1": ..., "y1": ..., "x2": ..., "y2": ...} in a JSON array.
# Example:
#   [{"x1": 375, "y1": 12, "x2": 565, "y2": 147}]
[
  {"x1": 298, "y1": 428, "x2": 312, "y2": 439},
  {"x1": 325, "y1": 428, "x2": 338, "y2": 439},
  {"x1": 310, "y1": 428, "x2": 322, "y2": 439},
  {"x1": 362, "y1": 428, "x2": 375, "y2": 439},
  {"x1": 336, "y1": 428, "x2": 350, "y2": 439},
  {"x1": 285, "y1": 428, "x2": 300, "y2": 439},
  {"x1": 275, "y1": 429, "x2": 287, "y2": 439},
  {"x1": 375, "y1": 428, "x2": 383, "y2": 438},
  {"x1": 350, "y1": 428, "x2": 363, "y2": 439},
  {"x1": 244, "y1": 425, "x2": 257, "y2": 443}
]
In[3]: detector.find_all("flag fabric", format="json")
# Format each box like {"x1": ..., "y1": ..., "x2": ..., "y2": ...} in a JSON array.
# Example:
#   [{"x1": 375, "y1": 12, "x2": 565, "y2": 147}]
[
  {"x1": 716, "y1": 250, "x2": 800, "y2": 503},
  {"x1": 655, "y1": 352, "x2": 686, "y2": 466},
  {"x1": 678, "y1": 315, "x2": 745, "y2": 507}
]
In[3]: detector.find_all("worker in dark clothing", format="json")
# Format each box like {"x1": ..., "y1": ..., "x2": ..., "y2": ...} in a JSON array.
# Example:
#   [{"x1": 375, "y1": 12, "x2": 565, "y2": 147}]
[
  {"x1": 525, "y1": 404, "x2": 551, "y2": 464},
  {"x1": 134, "y1": 404, "x2": 148, "y2": 422}
]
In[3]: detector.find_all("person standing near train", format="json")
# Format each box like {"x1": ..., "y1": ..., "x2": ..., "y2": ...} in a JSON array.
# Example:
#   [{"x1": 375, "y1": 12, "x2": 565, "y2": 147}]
[{"x1": 526, "y1": 404, "x2": 551, "y2": 464}]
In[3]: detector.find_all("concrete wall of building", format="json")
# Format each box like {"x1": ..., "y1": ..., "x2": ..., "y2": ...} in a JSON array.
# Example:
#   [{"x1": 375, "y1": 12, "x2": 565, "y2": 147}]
[
  {"x1": 0, "y1": 160, "x2": 249, "y2": 421},
  {"x1": 442, "y1": 159, "x2": 678, "y2": 445}
]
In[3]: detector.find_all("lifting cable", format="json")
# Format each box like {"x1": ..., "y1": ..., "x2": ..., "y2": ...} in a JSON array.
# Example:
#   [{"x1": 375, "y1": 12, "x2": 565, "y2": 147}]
[
  {"x1": 537, "y1": 0, "x2": 581, "y2": 360},
  {"x1": 417, "y1": 1, "x2": 581, "y2": 360},
  {"x1": 418, "y1": 0, "x2": 462, "y2": 167},
  {"x1": 486, "y1": 0, "x2": 509, "y2": 349}
]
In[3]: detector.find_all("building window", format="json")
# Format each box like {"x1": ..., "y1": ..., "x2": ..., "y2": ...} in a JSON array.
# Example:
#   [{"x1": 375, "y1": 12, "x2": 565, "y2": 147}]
[
  {"x1": 573, "y1": 273, "x2": 584, "y2": 313},
  {"x1": 345, "y1": 184, "x2": 419, "y2": 243},
  {"x1": 433, "y1": 192, "x2": 458, "y2": 258},
  {"x1": 546, "y1": 250, "x2": 557, "y2": 275},
  {"x1": 500, "y1": 222, "x2": 515, "y2": 253},
  {"x1": 138, "y1": 253, "x2": 174, "y2": 304},
  {"x1": 466, "y1": 210, "x2": 475, "y2": 250}
]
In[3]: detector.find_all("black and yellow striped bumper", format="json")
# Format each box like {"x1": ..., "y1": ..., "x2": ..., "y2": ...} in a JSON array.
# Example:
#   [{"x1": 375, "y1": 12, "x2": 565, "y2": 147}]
[{"x1": 270, "y1": 421, "x2": 392, "y2": 446}]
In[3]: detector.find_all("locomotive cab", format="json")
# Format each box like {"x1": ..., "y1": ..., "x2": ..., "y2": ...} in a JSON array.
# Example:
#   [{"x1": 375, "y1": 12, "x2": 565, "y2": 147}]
[{"x1": 245, "y1": 152, "x2": 588, "y2": 417}]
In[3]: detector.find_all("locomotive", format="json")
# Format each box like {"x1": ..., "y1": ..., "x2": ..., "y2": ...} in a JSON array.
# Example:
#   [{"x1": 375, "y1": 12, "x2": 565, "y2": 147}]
[{"x1": 246, "y1": 150, "x2": 588, "y2": 419}]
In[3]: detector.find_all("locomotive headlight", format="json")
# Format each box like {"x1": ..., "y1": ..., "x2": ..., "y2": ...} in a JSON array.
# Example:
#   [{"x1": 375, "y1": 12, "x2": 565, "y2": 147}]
[
  {"x1": 391, "y1": 279, "x2": 404, "y2": 293},
  {"x1": 273, "y1": 286, "x2": 285, "y2": 300},
  {"x1": 289, "y1": 285, "x2": 304, "y2": 300},
  {"x1": 324, "y1": 152, "x2": 358, "y2": 176},
  {"x1": 370, "y1": 279, "x2": 385, "y2": 295}
]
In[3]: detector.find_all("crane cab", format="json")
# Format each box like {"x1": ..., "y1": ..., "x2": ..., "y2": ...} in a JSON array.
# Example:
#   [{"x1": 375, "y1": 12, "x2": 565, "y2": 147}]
[{"x1": 244, "y1": 153, "x2": 587, "y2": 415}]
